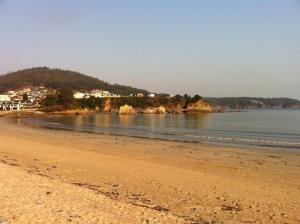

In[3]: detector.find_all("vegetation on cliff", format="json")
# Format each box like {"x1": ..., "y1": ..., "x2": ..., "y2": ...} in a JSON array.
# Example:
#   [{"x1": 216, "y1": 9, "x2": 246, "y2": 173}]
[
  {"x1": 206, "y1": 97, "x2": 300, "y2": 109},
  {"x1": 42, "y1": 89, "x2": 209, "y2": 113}
]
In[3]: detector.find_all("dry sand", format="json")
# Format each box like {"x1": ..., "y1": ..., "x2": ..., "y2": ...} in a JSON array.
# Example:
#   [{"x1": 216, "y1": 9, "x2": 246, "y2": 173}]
[{"x1": 0, "y1": 117, "x2": 299, "y2": 223}]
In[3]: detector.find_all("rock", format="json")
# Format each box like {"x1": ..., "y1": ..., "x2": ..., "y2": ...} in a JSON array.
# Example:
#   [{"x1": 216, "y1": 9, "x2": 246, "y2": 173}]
[
  {"x1": 143, "y1": 106, "x2": 166, "y2": 114},
  {"x1": 156, "y1": 106, "x2": 166, "y2": 114},
  {"x1": 167, "y1": 104, "x2": 183, "y2": 114},
  {"x1": 103, "y1": 98, "x2": 111, "y2": 112},
  {"x1": 186, "y1": 99, "x2": 212, "y2": 112},
  {"x1": 118, "y1": 104, "x2": 136, "y2": 115}
]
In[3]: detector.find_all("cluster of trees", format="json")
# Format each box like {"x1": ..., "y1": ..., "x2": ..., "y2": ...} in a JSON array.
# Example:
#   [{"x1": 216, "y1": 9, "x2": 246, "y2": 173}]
[
  {"x1": 205, "y1": 97, "x2": 300, "y2": 109},
  {"x1": 43, "y1": 91, "x2": 300, "y2": 111},
  {"x1": 101, "y1": 94, "x2": 202, "y2": 110},
  {"x1": 0, "y1": 67, "x2": 148, "y2": 95},
  {"x1": 42, "y1": 88, "x2": 204, "y2": 112},
  {"x1": 42, "y1": 88, "x2": 76, "y2": 111}
]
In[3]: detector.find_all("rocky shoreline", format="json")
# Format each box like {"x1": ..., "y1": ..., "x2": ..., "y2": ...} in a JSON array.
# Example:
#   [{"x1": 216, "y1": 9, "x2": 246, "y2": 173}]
[{"x1": 0, "y1": 98, "x2": 214, "y2": 117}]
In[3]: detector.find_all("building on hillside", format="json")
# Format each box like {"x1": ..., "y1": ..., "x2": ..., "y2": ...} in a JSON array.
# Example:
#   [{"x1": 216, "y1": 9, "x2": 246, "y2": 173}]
[
  {"x1": 129, "y1": 93, "x2": 145, "y2": 97},
  {"x1": 8, "y1": 91, "x2": 17, "y2": 97},
  {"x1": 90, "y1": 90, "x2": 112, "y2": 98},
  {"x1": 0, "y1": 101, "x2": 22, "y2": 111},
  {"x1": 10, "y1": 96, "x2": 22, "y2": 102},
  {"x1": 0, "y1": 95, "x2": 11, "y2": 102},
  {"x1": 73, "y1": 92, "x2": 86, "y2": 99},
  {"x1": 19, "y1": 88, "x2": 31, "y2": 94},
  {"x1": 148, "y1": 93, "x2": 155, "y2": 97}
]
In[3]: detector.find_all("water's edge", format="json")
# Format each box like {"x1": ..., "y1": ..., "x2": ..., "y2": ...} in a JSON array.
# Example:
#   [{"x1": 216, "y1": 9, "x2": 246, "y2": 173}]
[{"x1": 19, "y1": 115, "x2": 300, "y2": 150}]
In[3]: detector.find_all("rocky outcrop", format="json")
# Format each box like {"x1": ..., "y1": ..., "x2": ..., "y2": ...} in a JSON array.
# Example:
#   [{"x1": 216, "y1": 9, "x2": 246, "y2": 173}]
[
  {"x1": 186, "y1": 99, "x2": 212, "y2": 112},
  {"x1": 167, "y1": 104, "x2": 184, "y2": 114},
  {"x1": 108, "y1": 99, "x2": 212, "y2": 114},
  {"x1": 143, "y1": 106, "x2": 166, "y2": 114},
  {"x1": 118, "y1": 104, "x2": 136, "y2": 115},
  {"x1": 103, "y1": 99, "x2": 111, "y2": 112}
]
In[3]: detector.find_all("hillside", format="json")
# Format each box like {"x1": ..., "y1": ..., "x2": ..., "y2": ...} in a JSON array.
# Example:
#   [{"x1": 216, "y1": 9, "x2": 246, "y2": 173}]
[
  {"x1": 0, "y1": 67, "x2": 149, "y2": 95},
  {"x1": 205, "y1": 97, "x2": 300, "y2": 109}
]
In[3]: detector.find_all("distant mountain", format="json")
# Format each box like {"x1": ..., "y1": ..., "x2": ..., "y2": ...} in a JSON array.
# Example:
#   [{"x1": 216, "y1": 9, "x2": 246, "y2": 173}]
[
  {"x1": 205, "y1": 97, "x2": 300, "y2": 109},
  {"x1": 0, "y1": 67, "x2": 149, "y2": 95}
]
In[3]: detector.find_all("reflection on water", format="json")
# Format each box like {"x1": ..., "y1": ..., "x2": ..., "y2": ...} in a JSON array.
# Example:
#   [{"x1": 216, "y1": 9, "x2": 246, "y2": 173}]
[{"x1": 22, "y1": 110, "x2": 300, "y2": 148}]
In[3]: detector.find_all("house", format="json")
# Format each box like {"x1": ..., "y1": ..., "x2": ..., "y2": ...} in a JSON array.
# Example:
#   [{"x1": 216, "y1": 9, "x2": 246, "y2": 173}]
[
  {"x1": 148, "y1": 93, "x2": 155, "y2": 98},
  {"x1": 10, "y1": 95, "x2": 22, "y2": 102},
  {"x1": 0, "y1": 95, "x2": 11, "y2": 102},
  {"x1": 0, "y1": 101, "x2": 22, "y2": 111},
  {"x1": 8, "y1": 91, "x2": 17, "y2": 97},
  {"x1": 73, "y1": 92, "x2": 86, "y2": 99},
  {"x1": 27, "y1": 95, "x2": 36, "y2": 103},
  {"x1": 21, "y1": 88, "x2": 31, "y2": 93},
  {"x1": 90, "y1": 90, "x2": 112, "y2": 98}
]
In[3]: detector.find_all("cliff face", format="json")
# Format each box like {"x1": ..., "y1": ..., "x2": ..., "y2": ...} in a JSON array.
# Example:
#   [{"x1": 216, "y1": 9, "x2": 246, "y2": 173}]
[
  {"x1": 103, "y1": 99, "x2": 111, "y2": 112},
  {"x1": 104, "y1": 98, "x2": 213, "y2": 114},
  {"x1": 118, "y1": 105, "x2": 136, "y2": 115},
  {"x1": 166, "y1": 104, "x2": 184, "y2": 114},
  {"x1": 143, "y1": 106, "x2": 166, "y2": 114},
  {"x1": 186, "y1": 99, "x2": 212, "y2": 112}
]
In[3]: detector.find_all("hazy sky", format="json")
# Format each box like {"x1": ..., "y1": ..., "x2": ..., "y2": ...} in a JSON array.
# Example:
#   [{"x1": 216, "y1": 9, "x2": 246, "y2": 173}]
[{"x1": 0, "y1": 0, "x2": 299, "y2": 98}]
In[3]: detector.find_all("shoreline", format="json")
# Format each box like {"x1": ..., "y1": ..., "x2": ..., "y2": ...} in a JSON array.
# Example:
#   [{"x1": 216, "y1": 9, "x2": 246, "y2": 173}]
[
  {"x1": 0, "y1": 117, "x2": 300, "y2": 223},
  {"x1": 16, "y1": 113, "x2": 300, "y2": 151}
]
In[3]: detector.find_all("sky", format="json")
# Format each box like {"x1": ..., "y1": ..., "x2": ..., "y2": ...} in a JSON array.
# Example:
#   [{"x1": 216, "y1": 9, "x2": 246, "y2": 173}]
[{"x1": 0, "y1": 0, "x2": 299, "y2": 99}]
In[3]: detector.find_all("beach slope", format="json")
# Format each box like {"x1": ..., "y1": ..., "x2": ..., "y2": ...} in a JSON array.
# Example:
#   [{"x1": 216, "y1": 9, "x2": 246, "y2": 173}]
[{"x1": 0, "y1": 118, "x2": 299, "y2": 223}]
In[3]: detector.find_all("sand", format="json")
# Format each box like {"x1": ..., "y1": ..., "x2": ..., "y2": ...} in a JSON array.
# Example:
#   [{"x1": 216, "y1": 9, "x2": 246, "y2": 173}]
[{"x1": 0, "y1": 117, "x2": 299, "y2": 223}]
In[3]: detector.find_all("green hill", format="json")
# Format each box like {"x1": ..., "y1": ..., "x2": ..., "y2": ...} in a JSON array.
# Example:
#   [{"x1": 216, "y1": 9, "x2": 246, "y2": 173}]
[{"x1": 0, "y1": 67, "x2": 149, "y2": 95}]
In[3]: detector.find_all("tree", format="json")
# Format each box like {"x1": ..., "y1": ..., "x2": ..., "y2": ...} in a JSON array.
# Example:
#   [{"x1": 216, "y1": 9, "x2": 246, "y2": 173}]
[
  {"x1": 57, "y1": 88, "x2": 75, "y2": 109},
  {"x1": 193, "y1": 95, "x2": 202, "y2": 102},
  {"x1": 43, "y1": 94, "x2": 58, "y2": 107},
  {"x1": 22, "y1": 93, "x2": 28, "y2": 102},
  {"x1": 42, "y1": 88, "x2": 75, "y2": 110}
]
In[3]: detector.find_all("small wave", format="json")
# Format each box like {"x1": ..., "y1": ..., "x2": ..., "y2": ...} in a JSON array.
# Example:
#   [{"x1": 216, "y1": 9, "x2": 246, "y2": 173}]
[
  {"x1": 49, "y1": 122, "x2": 64, "y2": 126},
  {"x1": 157, "y1": 132, "x2": 177, "y2": 136},
  {"x1": 184, "y1": 134, "x2": 300, "y2": 147}
]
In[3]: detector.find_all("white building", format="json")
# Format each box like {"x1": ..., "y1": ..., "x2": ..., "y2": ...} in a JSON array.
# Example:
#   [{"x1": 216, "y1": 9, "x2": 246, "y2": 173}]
[
  {"x1": 90, "y1": 90, "x2": 112, "y2": 98},
  {"x1": 0, "y1": 95, "x2": 11, "y2": 102},
  {"x1": 0, "y1": 101, "x2": 22, "y2": 111},
  {"x1": 21, "y1": 88, "x2": 31, "y2": 93},
  {"x1": 73, "y1": 92, "x2": 86, "y2": 99},
  {"x1": 8, "y1": 91, "x2": 17, "y2": 97},
  {"x1": 148, "y1": 93, "x2": 155, "y2": 98}
]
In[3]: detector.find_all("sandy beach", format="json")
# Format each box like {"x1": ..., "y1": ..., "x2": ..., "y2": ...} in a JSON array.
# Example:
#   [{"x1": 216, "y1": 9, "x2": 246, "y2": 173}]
[{"x1": 0, "y1": 117, "x2": 300, "y2": 224}]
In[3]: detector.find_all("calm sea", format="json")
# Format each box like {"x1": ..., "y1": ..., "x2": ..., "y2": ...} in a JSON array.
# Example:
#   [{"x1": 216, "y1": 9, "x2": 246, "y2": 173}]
[{"x1": 23, "y1": 110, "x2": 300, "y2": 149}]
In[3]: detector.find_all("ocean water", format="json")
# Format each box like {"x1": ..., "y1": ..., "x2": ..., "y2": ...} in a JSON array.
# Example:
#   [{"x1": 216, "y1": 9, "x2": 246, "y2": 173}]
[{"x1": 23, "y1": 110, "x2": 300, "y2": 148}]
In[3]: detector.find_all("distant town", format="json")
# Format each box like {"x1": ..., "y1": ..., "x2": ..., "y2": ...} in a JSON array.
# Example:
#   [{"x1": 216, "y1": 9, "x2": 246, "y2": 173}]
[{"x1": 0, "y1": 87, "x2": 47, "y2": 111}]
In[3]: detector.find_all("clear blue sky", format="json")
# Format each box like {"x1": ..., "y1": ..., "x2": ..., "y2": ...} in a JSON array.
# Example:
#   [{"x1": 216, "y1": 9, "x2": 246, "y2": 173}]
[{"x1": 1, "y1": 0, "x2": 299, "y2": 98}]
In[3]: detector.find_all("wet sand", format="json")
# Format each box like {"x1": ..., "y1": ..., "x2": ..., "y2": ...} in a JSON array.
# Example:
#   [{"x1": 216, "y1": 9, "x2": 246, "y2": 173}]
[{"x1": 0, "y1": 117, "x2": 299, "y2": 223}]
